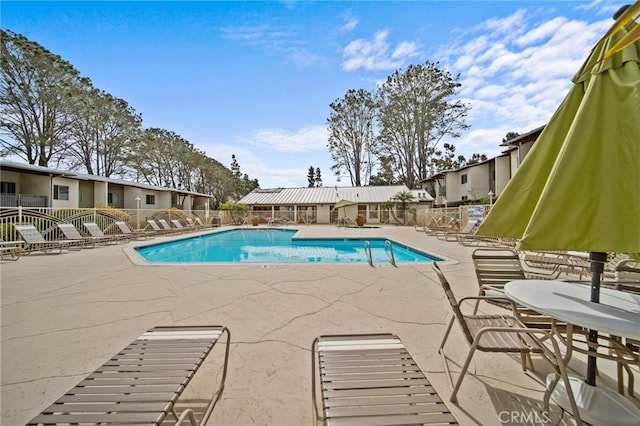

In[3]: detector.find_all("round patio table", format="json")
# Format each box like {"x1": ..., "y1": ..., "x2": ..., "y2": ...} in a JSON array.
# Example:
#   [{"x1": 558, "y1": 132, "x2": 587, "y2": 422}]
[{"x1": 505, "y1": 280, "x2": 640, "y2": 426}]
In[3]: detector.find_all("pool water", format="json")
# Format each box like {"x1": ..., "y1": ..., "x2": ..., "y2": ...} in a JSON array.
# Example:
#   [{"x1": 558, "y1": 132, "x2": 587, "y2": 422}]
[{"x1": 135, "y1": 228, "x2": 442, "y2": 263}]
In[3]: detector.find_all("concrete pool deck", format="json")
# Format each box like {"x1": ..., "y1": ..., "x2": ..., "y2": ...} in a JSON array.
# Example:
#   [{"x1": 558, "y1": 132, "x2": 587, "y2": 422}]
[{"x1": 1, "y1": 225, "x2": 633, "y2": 425}]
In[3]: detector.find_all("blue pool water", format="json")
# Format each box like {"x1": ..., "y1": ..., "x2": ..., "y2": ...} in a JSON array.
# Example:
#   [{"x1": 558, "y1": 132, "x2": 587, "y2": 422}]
[{"x1": 135, "y1": 228, "x2": 442, "y2": 263}]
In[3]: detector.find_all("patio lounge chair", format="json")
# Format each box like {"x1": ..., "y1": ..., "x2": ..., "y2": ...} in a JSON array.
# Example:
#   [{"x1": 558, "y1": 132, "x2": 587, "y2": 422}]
[
  {"x1": 420, "y1": 217, "x2": 460, "y2": 236},
  {"x1": 0, "y1": 239, "x2": 23, "y2": 261},
  {"x1": 435, "y1": 219, "x2": 479, "y2": 242},
  {"x1": 14, "y1": 224, "x2": 82, "y2": 254},
  {"x1": 185, "y1": 217, "x2": 202, "y2": 230},
  {"x1": 114, "y1": 221, "x2": 155, "y2": 240},
  {"x1": 520, "y1": 251, "x2": 591, "y2": 279},
  {"x1": 27, "y1": 325, "x2": 230, "y2": 426},
  {"x1": 159, "y1": 218, "x2": 183, "y2": 233},
  {"x1": 431, "y1": 262, "x2": 582, "y2": 423},
  {"x1": 147, "y1": 219, "x2": 174, "y2": 234},
  {"x1": 171, "y1": 219, "x2": 193, "y2": 233},
  {"x1": 612, "y1": 258, "x2": 640, "y2": 397},
  {"x1": 57, "y1": 223, "x2": 102, "y2": 248},
  {"x1": 311, "y1": 333, "x2": 458, "y2": 425},
  {"x1": 336, "y1": 217, "x2": 358, "y2": 227},
  {"x1": 194, "y1": 217, "x2": 219, "y2": 228},
  {"x1": 83, "y1": 222, "x2": 128, "y2": 244}
]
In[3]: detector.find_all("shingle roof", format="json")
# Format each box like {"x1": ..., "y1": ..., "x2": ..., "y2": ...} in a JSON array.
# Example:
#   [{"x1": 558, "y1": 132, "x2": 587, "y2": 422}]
[{"x1": 238, "y1": 185, "x2": 411, "y2": 205}]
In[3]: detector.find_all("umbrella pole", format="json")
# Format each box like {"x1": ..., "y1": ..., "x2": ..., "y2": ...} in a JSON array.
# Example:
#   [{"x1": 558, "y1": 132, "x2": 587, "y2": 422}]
[{"x1": 586, "y1": 251, "x2": 607, "y2": 386}]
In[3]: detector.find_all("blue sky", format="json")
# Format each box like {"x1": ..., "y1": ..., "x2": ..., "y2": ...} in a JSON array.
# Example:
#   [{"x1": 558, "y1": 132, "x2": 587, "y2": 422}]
[{"x1": 2, "y1": 1, "x2": 623, "y2": 188}]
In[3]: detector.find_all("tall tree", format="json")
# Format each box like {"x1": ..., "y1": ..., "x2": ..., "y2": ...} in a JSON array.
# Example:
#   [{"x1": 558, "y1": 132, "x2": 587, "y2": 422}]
[
  {"x1": 64, "y1": 88, "x2": 142, "y2": 176},
  {"x1": 307, "y1": 166, "x2": 316, "y2": 187},
  {"x1": 502, "y1": 131, "x2": 521, "y2": 143},
  {"x1": 327, "y1": 88, "x2": 377, "y2": 186},
  {"x1": 314, "y1": 167, "x2": 322, "y2": 187},
  {"x1": 430, "y1": 142, "x2": 466, "y2": 172},
  {"x1": 132, "y1": 128, "x2": 195, "y2": 188},
  {"x1": 0, "y1": 29, "x2": 92, "y2": 166},
  {"x1": 377, "y1": 62, "x2": 470, "y2": 188},
  {"x1": 465, "y1": 153, "x2": 488, "y2": 165}
]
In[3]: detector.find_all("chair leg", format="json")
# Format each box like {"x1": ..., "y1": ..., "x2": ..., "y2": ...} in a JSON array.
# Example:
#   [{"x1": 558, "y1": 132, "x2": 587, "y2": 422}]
[
  {"x1": 546, "y1": 336, "x2": 583, "y2": 425},
  {"x1": 450, "y1": 340, "x2": 479, "y2": 403},
  {"x1": 438, "y1": 316, "x2": 456, "y2": 355},
  {"x1": 439, "y1": 317, "x2": 457, "y2": 391}
]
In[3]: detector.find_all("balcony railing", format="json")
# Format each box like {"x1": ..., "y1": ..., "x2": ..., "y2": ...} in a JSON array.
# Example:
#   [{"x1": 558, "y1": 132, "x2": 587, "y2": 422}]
[{"x1": 1, "y1": 193, "x2": 48, "y2": 207}]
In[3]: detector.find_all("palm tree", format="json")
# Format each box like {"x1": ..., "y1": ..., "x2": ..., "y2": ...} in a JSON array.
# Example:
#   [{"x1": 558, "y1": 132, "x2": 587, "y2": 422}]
[{"x1": 392, "y1": 190, "x2": 416, "y2": 225}]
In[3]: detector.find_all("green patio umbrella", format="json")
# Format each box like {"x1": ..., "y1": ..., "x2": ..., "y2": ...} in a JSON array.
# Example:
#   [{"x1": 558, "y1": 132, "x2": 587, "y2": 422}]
[
  {"x1": 333, "y1": 199, "x2": 357, "y2": 210},
  {"x1": 333, "y1": 199, "x2": 357, "y2": 224},
  {"x1": 477, "y1": 5, "x2": 639, "y2": 257},
  {"x1": 476, "y1": 0, "x2": 639, "y2": 405}
]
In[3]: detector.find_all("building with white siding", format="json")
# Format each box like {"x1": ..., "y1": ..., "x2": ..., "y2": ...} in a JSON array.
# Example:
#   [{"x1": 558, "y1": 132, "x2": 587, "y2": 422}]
[{"x1": 238, "y1": 185, "x2": 433, "y2": 225}]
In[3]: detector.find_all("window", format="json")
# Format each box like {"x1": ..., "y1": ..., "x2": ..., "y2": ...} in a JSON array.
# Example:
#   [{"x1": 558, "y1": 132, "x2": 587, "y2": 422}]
[
  {"x1": 108, "y1": 193, "x2": 120, "y2": 205},
  {"x1": 145, "y1": 194, "x2": 156, "y2": 205},
  {"x1": 369, "y1": 204, "x2": 379, "y2": 219},
  {"x1": 53, "y1": 185, "x2": 69, "y2": 200},
  {"x1": 461, "y1": 174, "x2": 468, "y2": 184},
  {"x1": 461, "y1": 195, "x2": 468, "y2": 201},
  {"x1": 1, "y1": 181, "x2": 16, "y2": 194}
]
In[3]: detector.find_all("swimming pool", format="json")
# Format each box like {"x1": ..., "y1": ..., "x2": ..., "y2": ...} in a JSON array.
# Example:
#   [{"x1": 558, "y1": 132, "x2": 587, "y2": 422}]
[{"x1": 134, "y1": 228, "x2": 443, "y2": 263}]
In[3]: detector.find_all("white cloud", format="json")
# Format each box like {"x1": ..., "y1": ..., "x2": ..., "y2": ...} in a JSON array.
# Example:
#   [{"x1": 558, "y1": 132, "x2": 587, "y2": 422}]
[
  {"x1": 341, "y1": 30, "x2": 419, "y2": 71},
  {"x1": 246, "y1": 125, "x2": 329, "y2": 153},
  {"x1": 516, "y1": 17, "x2": 567, "y2": 46},
  {"x1": 220, "y1": 23, "x2": 317, "y2": 68},
  {"x1": 340, "y1": 17, "x2": 359, "y2": 32},
  {"x1": 436, "y1": 7, "x2": 613, "y2": 159}
]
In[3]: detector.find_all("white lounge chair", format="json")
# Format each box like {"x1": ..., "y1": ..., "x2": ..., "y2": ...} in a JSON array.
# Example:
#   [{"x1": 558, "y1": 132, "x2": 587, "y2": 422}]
[
  {"x1": 14, "y1": 224, "x2": 81, "y2": 254},
  {"x1": 0, "y1": 239, "x2": 23, "y2": 260},
  {"x1": 158, "y1": 218, "x2": 183, "y2": 233},
  {"x1": 57, "y1": 223, "x2": 102, "y2": 248},
  {"x1": 114, "y1": 221, "x2": 155, "y2": 240},
  {"x1": 27, "y1": 325, "x2": 231, "y2": 426},
  {"x1": 147, "y1": 219, "x2": 173, "y2": 234},
  {"x1": 312, "y1": 333, "x2": 458, "y2": 425},
  {"x1": 83, "y1": 222, "x2": 128, "y2": 243}
]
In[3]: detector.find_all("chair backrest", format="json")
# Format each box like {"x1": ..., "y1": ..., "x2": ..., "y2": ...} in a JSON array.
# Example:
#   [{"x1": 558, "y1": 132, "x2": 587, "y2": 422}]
[
  {"x1": 114, "y1": 221, "x2": 133, "y2": 234},
  {"x1": 147, "y1": 220, "x2": 162, "y2": 231},
  {"x1": 472, "y1": 248, "x2": 526, "y2": 290},
  {"x1": 432, "y1": 262, "x2": 473, "y2": 343},
  {"x1": 459, "y1": 220, "x2": 478, "y2": 234},
  {"x1": 186, "y1": 218, "x2": 196, "y2": 226},
  {"x1": 57, "y1": 223, "x2": 82, "y2": 240},
  {"x1": 83, "y1": 222, "x2": 106, "y2": 237},
  {"x1": 158, "y1": 219, "x2": 172, "y2": 230},
  {"x1": 194, "y1": 217, "x2": 206, "y2": 227},
  {"x1": 14, "y1": 225, "x2": 47, "y2": 244},
  {"x1": 171, "y1": 219, "x2": 184, "y2": 229}
]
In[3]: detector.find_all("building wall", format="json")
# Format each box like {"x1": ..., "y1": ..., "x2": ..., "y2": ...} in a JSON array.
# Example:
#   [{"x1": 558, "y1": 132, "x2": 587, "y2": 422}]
[
  {"x1": 467, "y1": 163, "x2": 490, "y2": 201},
  {"x1": 94, "y1": 181, "x2": 108, "y2": 207},
  {"x1": 1, "y1": 170, "x2": 20, "y2": 190},
  {"x1": 317, "y1": 205, "x2": 331, "y2": 224},
  {"x1": 51, "y1": 177, "x2": 80, "y2": 208},
  {"x1": 79, "y1": 181, "x2": 94, "y2": 208},
  {"x1": 22, "y1": 174, "x2": 50, "y2": 199},
  {"x1": 495, "y1": 155, "x2": 511, "y2": 196}
]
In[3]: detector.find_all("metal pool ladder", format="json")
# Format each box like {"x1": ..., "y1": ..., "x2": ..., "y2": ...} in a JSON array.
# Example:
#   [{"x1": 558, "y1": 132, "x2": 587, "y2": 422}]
[
  {"x1": 363, "y1": 240, "x2": 374, "y2": 267},
  {"x1": 384, "y1": 240, "x2": 397, "y2": 267}
]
